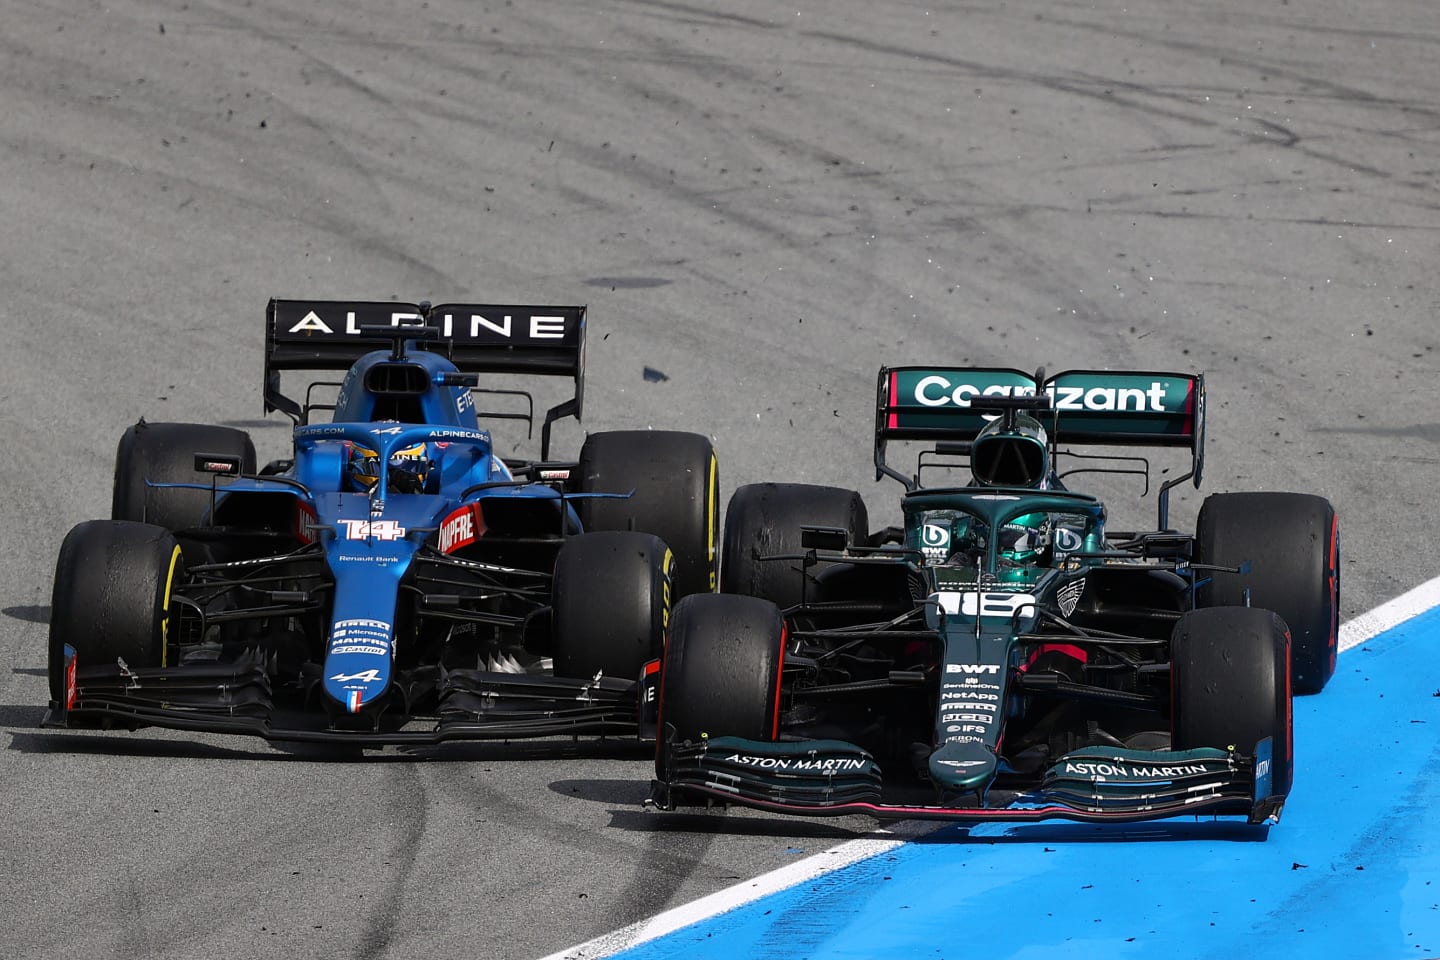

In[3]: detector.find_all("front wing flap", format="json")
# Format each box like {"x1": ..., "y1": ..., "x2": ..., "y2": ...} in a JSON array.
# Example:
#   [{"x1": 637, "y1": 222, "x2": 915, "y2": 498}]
[
  {"x1": 662, "y1": 738, "x2": 884, "y2": 808},
  {"x1": 44, "y1": 647, "x2": 646, "y2": 745},
  {"x1": 654, "y1": 737, "x2": 1281, "y2": 825}
]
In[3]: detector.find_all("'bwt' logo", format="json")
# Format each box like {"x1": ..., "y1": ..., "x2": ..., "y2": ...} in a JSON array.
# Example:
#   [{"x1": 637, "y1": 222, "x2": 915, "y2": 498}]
[{"x1": 921, "y1": 523, "x2": 950, "y2": 559}]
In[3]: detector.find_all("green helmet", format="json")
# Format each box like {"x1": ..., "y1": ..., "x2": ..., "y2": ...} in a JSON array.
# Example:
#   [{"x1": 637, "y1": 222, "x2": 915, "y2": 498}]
[{"x1": 997, "y1": 512, "x2": 1049, "y2": 564}]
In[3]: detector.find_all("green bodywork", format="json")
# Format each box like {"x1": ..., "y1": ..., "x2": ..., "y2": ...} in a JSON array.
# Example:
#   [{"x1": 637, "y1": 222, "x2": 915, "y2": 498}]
[{"x1": 902, "y1": 488, "x2": 1105, "y2": 792}]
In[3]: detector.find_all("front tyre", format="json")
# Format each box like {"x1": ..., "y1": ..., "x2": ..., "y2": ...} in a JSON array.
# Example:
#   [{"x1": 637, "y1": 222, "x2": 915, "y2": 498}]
[
  {"x1": 48, "y1": 520, "x2": 183, "y2": 706},
  {"x1": 1171, "y1": 606, "x2": 1293, "y2": 800},
  {"x1": 551, "y1": 531, "x2": 673, "y2": 681},
  {"x1": 655, "y1": 593, "x2": 784, "y2": 781}
]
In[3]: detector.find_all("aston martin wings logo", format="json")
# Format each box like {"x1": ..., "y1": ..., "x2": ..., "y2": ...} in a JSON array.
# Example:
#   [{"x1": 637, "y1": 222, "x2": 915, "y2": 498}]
[{"x1": 1057, "y1": 578, "x2": 1086, "y2": 617}]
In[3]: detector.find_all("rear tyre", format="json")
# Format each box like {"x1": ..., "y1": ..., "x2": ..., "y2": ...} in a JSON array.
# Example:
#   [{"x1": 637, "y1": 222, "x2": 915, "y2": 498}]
[
  {"x1": 720, "y1": 482, "x2": 868, "y2": 608},
  {"x1": 575, "y1": 430, "x2": 719, "y2": 600},
  {"x1": 1171, "y1": 606, "x2": 1292, "y2": 799},
  {"x1": 552, "y1": 531, "x2": 672, "y2": 681},
  {"x1": 48, "y1": 520, "x2": 183, "y2": 705},
  {"x1": 655, "y1": 593, "x2": 785, "y2": 780},
  {"x1": 112, "y1": 421, "x2": 257, "y2": 530},
  {"x1": 1195, "y1": 491, "x2": 1339, "y2": 695}
]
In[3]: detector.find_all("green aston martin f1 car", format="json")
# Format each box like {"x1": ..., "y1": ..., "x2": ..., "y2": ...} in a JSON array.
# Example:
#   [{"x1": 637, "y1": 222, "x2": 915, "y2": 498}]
[{"x1": 650, "y1": 366, "x2": 1338, "y2": 826}]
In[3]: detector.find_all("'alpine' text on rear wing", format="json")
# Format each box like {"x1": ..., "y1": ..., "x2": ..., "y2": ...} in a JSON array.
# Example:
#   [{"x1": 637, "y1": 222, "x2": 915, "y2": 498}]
[{"x1": 263, "y1": 298, "x2": 586, "y2": 426}]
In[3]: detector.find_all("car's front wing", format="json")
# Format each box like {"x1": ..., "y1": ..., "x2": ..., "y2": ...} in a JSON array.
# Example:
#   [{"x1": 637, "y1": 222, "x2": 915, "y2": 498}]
[
  {"x1": 43, "y1": 647, "x2": 655, "y2": 746},
  {"x1": 653, "y1": 736, "x2": 1283, "y2": 825}
]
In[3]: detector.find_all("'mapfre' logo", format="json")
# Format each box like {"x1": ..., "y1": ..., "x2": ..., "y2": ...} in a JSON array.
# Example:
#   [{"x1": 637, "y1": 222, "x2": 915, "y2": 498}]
[{"x1": 439, "y1": 505, "x2": 484, "y2": 554}]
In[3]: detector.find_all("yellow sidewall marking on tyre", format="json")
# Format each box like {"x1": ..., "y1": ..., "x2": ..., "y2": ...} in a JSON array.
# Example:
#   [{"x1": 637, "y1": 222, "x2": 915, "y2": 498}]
[
  {"x1": 707, "y1": 452, "x2": 719, "y2": 591},
  {"x1": 662, "y1": 548, "x2": 674, "y2": 630},
  {"x1": 161, "y1": 545, "x2": 182, "y2": 668}
]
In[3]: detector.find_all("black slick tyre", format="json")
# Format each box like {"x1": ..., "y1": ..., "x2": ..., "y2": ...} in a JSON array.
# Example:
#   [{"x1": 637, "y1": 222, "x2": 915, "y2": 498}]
[
  {"x1": 48, "y1": 520, "x2": 183, "y2": 705},
  {"x1": 720, "y1": 482, "x2": 868, "y2": 608},
  {"x1": 655, "y1": 593, "x2": 784, "y2": 780},
  {"x1": 574, "y1": 430, "x2": 719, "y2": 600},
  {"x1": 552, "y1": 531, "x2": 673, "y2": 681},
  {"x1": 1171, "y1": 606, "x2": 1293, "y2": 799},
  {"x1": 112, "y1": 420, "x2": 257, "y2": 530},
  {"x1": 1195, "y1": 491, "x2": 1339, "y2": 695}
]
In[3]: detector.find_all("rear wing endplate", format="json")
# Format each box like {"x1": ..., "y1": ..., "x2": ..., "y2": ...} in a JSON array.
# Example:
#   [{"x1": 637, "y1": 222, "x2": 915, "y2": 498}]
[{"x1": 263, "y1": 298, "x2": 586, "y2": 430}]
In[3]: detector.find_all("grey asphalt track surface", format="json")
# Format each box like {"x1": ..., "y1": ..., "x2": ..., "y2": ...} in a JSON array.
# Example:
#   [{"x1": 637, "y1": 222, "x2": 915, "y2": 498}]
[{"x1": 2, "y1": 2, "x2": 1437, "y2": 958}]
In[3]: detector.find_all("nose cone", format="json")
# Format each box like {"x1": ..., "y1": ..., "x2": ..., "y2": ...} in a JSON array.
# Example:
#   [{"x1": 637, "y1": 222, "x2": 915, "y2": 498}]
[
  {"x1": 927, "y1": 740, "x2": 998, "y2": 790},
  {"x1": 323, "y1": 617, "x2": 395, "y2": 713}
]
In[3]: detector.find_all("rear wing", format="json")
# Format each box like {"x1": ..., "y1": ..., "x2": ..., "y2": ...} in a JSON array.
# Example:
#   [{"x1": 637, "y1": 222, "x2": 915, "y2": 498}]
[
  {"x1": 876, "y1": 366, "x2": 1206, "y2": 519},
  {"x1": 263, "y1": 299, "x2": 586, "y2": 434}
]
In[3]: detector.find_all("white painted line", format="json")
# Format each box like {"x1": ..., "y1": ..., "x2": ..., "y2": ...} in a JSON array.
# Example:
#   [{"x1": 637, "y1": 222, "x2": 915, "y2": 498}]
[
  {"x1": 1339, "y1": 574, "x2": 1440, "y2": 652},
  {"x1": 549, "y1": 576, "x2": 1440, "y2": 960},
  {"x1": 538, "y1": 821, "x2": 938, "y2": 960}
]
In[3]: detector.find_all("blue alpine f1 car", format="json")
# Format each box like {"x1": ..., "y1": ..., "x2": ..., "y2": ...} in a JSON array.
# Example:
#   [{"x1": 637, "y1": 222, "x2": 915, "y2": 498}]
[
  {"x1": 651, "y1": 366, "x2": 1338, "y2": 825},
  {"x1": 46, "y1": 299, "x2": 718, "y2": 745}
]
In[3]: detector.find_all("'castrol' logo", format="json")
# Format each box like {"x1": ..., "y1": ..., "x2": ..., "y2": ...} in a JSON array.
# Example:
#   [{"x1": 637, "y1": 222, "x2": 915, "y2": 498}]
[{"x1": 913, "y1": 377, "x2": 1169, "y2": 413}]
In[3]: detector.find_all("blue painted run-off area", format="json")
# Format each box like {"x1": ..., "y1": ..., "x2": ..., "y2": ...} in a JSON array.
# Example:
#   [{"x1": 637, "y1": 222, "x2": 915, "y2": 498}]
[{"x1": 616, "y1": 607, "x2": 1440, "y2": 959}]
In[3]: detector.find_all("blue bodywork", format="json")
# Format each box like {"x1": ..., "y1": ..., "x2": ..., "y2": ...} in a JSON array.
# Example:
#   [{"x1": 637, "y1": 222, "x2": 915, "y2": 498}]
[
  {"x1": 197, "y1": 346, "x2": 572, "y2": 715},
  {"x1": 53, "y1": 347, "x2": 644, "y2": 744},
  {"x1": 297, "y1": 421, "x2": 513, "y2": 713},
  {"x1": 46, "y1": 300, "x2": 699, "y2": 746}
]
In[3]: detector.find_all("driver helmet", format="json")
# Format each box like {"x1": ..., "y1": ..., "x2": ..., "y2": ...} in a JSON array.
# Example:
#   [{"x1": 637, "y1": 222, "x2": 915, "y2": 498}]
[
  {"x1": 997, "y1": 512, "x2": 1049, "y2": 564},
  {"x1": 347, "y1": 437, "x2": 432, "y2": 494},
  {"x1": 970, "y1": 413, "x2": 1050, "y2": 488}
]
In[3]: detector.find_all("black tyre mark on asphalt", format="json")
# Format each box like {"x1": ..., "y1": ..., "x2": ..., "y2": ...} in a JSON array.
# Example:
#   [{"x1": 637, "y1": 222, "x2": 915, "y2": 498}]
[
  {"x1": 620, "y1": 0, "x2": 784, "y2": 32},
  {"x1": 354, "y1": 764, "x2": 429, "y2": 960}
]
